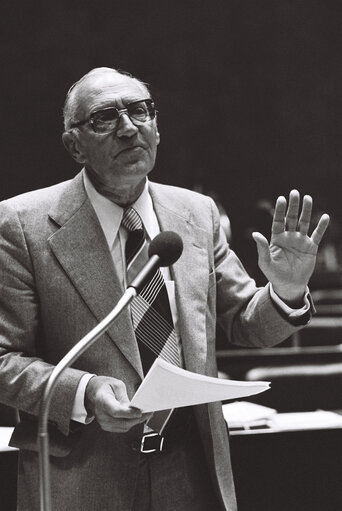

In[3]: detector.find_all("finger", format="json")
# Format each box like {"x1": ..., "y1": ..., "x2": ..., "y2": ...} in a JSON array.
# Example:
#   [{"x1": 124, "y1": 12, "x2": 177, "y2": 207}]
[
  {"x1": 271, "y1": 196, "x2": 287, "y2": 234},
  {"x1": 252, "y1": 232, "x2": 271, "y2": 265},
  {"x1": 114, "y1": 412, "x2": 153, "y2": 431},
  {"x1": 106, "y1": 402, "x2": 143, "y2": 419},
  {"x1": 110, "y1": 380, "x2": 130, "y2": 405},
  {"x1": 298, "y1": 195, "x2": 313, "y2": 235},
  {"x1": 285, "y1": 189, "x2": 300, "y2": 231},
  {"x1": 118, "y1": 412, "x2": 153, "y2": 424},
  {"x1": 102, "y1": 391, "x2": 142, "y2": 419},
  {"x1": 311, "y1": 213, "x2": 330, "y2": 245},
  {"x1": 101, "y1": 416, "x2": 147, "y2": 433},
  {"x1": 129, "y1": 407, "x2": 153, "y2": 421}
]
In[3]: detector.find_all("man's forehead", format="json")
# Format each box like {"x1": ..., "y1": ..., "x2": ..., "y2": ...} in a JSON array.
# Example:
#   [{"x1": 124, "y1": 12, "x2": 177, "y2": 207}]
[{"x1": 77, "y1": 72, "x2": 149, "y2": 109}]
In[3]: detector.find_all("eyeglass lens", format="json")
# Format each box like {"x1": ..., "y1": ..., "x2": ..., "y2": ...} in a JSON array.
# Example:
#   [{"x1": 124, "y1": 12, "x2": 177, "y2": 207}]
[{"x1": 92, "y1": 100, "x2": 155, "y2": 133}]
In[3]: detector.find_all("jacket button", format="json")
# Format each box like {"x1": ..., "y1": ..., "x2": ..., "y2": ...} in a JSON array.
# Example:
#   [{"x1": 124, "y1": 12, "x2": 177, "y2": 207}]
[{"x1": 131, "y1": 440, "x2": 140, "y2": 452}]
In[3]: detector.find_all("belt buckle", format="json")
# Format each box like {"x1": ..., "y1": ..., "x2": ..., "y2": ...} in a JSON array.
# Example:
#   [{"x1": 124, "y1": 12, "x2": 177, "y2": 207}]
[{"x1": 140, "y1": 432, "x2": 164, "y2": 454}]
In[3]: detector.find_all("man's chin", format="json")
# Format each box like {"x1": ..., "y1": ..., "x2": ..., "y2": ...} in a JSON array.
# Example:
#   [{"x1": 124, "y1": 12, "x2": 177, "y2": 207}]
[{"x1": 116, "y1": 160, "x2": 153, "y2": 179}]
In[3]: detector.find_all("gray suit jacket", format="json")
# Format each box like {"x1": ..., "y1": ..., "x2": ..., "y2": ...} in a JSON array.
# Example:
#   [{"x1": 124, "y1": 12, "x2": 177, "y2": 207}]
[{"x1": 0, "y1": 171, "x2": 302, "y2": 510}]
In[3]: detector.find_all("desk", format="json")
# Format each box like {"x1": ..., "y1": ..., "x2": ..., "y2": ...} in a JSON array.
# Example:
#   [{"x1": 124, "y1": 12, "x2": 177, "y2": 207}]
[
  {"x1": 1, "y1": 424, "x2": 341, "y2": 511},
  {"x1": 0, "y1": 427, "x2": 18, "y2": 511},
  {"x1": 230, "y1": 424, "x2": 342, "y2": 511}
]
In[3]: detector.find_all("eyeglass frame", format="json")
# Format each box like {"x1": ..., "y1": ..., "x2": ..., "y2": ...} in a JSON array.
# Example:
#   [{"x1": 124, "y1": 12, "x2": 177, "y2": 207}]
[{"x1": 68, "y1": 98, "x2": 157, "y2": 134}]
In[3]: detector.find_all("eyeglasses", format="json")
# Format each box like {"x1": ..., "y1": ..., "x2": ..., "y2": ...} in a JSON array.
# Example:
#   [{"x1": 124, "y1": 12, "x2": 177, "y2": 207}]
[{"x1": 69, "y1": 99, "x2": 156, "y2": 134}]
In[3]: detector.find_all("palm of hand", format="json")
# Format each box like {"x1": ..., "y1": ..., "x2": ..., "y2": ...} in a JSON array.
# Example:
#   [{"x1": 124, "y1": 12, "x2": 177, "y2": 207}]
[
  {"x1": 267, "y1": 231, "x2": 318, "y2": 287},
  {"x1": 253, "y1": 190, "x2": 330, "y2": 301}
]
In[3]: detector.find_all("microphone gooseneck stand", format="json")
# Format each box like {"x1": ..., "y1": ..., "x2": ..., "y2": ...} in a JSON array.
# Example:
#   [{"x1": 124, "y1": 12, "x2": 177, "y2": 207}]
[
  {"x1": 38, "y1": 285, "x2": 137, "y2": 511},
  {"x1": 38, "y1": 230, "x2": 183, "y2": 511}
]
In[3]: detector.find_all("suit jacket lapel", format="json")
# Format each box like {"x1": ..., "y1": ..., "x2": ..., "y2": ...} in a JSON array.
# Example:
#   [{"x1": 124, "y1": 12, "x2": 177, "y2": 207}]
[
  {"x1": 48, "y1": 172, "x2": 143, "y2": 378},
  {"x1": 149, "y1": 182, "x2": 209, "y2": 375}
]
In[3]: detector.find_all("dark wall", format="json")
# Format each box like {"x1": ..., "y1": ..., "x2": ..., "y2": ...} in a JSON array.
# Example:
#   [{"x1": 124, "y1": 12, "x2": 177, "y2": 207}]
[{"x1": 2, "y1": 0, "x2": 342, "y2": 275}]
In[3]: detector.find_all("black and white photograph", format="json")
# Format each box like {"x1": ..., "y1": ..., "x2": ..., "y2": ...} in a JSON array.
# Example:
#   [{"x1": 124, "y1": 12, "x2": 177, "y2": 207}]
[{"x1": 0, "y1": 2, "x2": 341, "y2": 510}]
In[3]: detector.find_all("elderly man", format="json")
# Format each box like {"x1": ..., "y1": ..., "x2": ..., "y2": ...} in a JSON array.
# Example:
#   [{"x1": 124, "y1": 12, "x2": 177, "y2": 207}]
[{"x1": 0, "y1": 67, "x2": 329, "y2": 510}]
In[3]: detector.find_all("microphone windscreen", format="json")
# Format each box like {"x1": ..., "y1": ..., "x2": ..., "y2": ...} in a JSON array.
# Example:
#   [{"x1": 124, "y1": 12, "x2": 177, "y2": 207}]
[{"x1": 148, "y1": 231, "x2": 183, "y2": 266}]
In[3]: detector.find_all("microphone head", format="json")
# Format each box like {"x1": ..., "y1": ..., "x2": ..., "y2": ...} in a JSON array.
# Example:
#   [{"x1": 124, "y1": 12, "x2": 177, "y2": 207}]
[{"x1": 148, "y1": 231, "x2": 183, "y2": 266}]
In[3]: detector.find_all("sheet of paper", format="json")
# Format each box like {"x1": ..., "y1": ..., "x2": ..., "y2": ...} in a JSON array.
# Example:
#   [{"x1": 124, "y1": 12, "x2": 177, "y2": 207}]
[
  {"x1": 0, "y1": 427, "x2": 16, "y2": 453},
  {"x1": 222, "y1": 401, "x2": 277, "y2": 428},
  {"x1": 270, "y1": 410, "x2": 342, "y2": 431},
  {"x1": 130, "y1": 358, "x2": 270, "y2": 412}
]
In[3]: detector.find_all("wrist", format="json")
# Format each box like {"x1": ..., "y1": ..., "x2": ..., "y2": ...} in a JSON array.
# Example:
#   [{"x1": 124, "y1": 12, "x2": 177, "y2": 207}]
[
  {"x1": 84, "y1": 376, "x2": 97, "y2": 416},
  {"x1": 272, "y1": 286, "x2": 306, "y2": 308}
]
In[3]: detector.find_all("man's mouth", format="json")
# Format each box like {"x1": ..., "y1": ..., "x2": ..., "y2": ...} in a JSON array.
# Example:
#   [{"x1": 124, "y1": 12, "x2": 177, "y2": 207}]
[{"x1": 119, "y1": 145, "x2": 145, "y2": 155}]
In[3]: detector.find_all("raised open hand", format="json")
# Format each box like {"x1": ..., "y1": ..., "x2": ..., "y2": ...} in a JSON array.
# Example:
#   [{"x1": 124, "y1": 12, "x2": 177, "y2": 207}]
[{"x1": 252, "y1": 190, "x2": 330, "y2": 305}]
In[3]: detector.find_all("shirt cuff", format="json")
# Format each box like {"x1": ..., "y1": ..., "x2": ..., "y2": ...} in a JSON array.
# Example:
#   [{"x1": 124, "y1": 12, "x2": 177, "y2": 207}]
[
  {"x1": 71, "y1": 373, "x2": 96, "y2": 424},
  {"x1": 269, "y1": 284, "x2": 312, "y2": 318}
]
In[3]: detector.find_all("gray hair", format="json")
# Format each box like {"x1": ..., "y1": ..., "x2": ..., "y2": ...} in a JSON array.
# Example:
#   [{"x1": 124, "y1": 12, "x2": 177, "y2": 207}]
[{"x1": 63, "y1": 67, "x2": 151, "y2": 131}]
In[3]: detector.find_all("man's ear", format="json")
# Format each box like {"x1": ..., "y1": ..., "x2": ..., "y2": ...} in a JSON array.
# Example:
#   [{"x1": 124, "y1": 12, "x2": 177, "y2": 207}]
[
  {"x1": 154, "y1": 114, "x2": 160, "y2": 146},
  {"x1": 62, "y1": 131, "x2": 86, "y2": 164},
  {"x1": 155, "y1": 127, "x2": 160, "y2": 146}
]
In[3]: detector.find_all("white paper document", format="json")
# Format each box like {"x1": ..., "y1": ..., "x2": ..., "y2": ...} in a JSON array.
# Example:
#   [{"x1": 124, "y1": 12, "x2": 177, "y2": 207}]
[
  {"x1": 0, "y1": 427, "x2": 16, "y2": 452},
  {"x1": 270, "y1": 410, "x2": 342, "y2": 431},
  {"x1": 222, "y1": 401, "x2": 277, "y2": 429},
  {"x1": 222, "y1": 405, "x2": 342, "y2": 433},
  {"x1": 131, "y1": 358, "x2": 270, "y2": 412}
]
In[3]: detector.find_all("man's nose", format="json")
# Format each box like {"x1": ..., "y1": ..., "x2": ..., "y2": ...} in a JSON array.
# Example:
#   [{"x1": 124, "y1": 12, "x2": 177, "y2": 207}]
[{"x1": 116, "y1": 113, "x2": 138, "y2": 137}]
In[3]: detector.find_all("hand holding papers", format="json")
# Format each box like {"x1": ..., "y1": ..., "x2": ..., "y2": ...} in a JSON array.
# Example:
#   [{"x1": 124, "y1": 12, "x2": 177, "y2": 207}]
[{"x1": 130, "y1": 358, "x2": 270, "y2": 412}]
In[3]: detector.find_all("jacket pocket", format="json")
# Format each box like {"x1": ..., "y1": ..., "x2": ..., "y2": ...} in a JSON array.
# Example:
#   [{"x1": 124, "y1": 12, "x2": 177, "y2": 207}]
[{"x1": 9, "y1": 419, "x2": 80, "y2": 457}]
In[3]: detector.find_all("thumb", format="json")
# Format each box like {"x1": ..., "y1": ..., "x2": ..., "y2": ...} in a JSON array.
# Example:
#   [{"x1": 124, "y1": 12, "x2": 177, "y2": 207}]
[
  {"x1": 252, "y1": 232, "x2": 271, "y2": 266},
  {"x1": 109, "y1": 379, "x2": 130, "y2": 406}
]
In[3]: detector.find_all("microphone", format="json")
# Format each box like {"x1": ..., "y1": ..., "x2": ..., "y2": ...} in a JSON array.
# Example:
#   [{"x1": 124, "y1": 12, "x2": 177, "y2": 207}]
[
  {"x1": 38, "y1": 230, "x2": 183, "y2": 511},
  {"x1": 129, "y1": 231, "x2": 183, "y2": 293}
]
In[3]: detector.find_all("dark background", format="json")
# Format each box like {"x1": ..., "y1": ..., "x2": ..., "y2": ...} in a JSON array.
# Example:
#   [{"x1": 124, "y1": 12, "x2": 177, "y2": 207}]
[
  {"x1": 2, "y1": 5, "x2": 342, "y2": 510},
  {"x1": 2, "y1": 0, "x2": 342, "y2": 279}
]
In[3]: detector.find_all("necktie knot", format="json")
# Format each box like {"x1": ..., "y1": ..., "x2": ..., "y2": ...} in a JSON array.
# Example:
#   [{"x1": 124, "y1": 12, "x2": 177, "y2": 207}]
[{"x1": 122, "y1": 207, "x2": 143, "y2": 232}]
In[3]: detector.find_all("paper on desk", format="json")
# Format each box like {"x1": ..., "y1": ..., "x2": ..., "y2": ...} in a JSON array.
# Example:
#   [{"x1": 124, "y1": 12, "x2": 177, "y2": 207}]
[
  {"x1": 222, "y1": 401, "x2": 277, "y2": 428},
  {"x1": 270, "y1": 410, "x2": 342, "y2": 430},
  {"x1": 130, "y1": 358, "x2": 270, "y2": 412}
]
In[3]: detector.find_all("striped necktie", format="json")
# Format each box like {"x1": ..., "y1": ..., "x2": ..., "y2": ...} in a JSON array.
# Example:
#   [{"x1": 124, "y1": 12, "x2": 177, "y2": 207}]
[{"x1": 122, "y1": 207, "x2": 181, "y2": 432}]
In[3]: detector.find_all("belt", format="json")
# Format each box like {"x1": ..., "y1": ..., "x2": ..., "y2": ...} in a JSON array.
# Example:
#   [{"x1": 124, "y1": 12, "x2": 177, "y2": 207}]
[
  {"x1": 140, "y1": 432, "x2": 165, "y2": 454},
  {"x1": 140, "y1": 407, "x2": 195, "y2": 455}
]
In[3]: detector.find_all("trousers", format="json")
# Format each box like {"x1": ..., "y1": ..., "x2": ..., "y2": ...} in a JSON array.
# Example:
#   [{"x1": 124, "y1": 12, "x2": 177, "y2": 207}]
[{"x1": 132, "y1": 425, "x2": 223, "y2": 511}]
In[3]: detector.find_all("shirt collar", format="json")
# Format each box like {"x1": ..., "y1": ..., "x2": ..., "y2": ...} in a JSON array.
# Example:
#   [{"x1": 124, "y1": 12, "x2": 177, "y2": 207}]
[{"x1": 83, "y1": 171, "x2": 157, "y2": 248}]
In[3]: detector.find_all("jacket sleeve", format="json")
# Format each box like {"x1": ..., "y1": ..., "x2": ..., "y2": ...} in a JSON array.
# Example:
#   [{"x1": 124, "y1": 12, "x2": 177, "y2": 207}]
[
  {"x1": 210, "y1": 198, "x2": 311, "y2": 347},
  {"x1": 0, "y1": 201, "x2": 87, "y2": 437}
]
